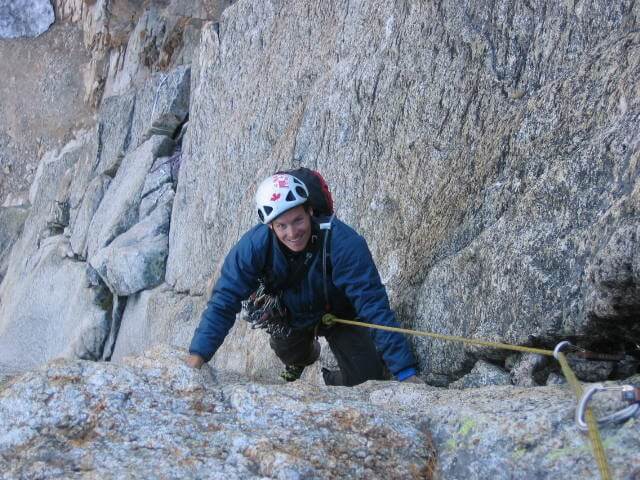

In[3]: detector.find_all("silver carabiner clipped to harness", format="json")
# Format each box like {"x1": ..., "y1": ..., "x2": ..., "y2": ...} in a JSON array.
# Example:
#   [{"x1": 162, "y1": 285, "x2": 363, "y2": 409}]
[{"x1": 575, "y1": 383, "x2": 640, "y2": 431}]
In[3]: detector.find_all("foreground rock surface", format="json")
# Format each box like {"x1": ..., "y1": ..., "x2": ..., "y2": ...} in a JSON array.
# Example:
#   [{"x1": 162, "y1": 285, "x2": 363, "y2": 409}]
[
  {"x1": 0, "y1": 346, "x2": 435, "y2": 479},
  {"x1": 1, "y1": 346, "x2": 638, "y2": 479}
]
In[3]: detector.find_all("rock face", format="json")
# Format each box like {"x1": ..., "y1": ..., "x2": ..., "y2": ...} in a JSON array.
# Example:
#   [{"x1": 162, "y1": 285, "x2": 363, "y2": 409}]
[
  {"x1": 162, "y1": 0, "x2": 640, "y2": 385},
  {"x1": 1, "y1": 346, "x2": 638, "y2": 479},
  {"x1": 1, "y1": 0, "x2": 639, "y2": 406},
  {"x1": 369, "y1": 376, "x2": 640, "y2": 479},
  {"x1": 0, "y1": 0, "x2": 54, "y2": 39},
  {"x1": 0, "y1": 69, "x2": 188, "y2": 371},
  {"x1": 0, "y1": 19, "x2": 92, "y2": 208},
  {"x1": 0, "y1": 134, "x2": 112, "y2": 371},
  {"x1": 0, "y1": 1, "x2": 638, "y2": 477},
  {"x1": 0, "y1": 206, "x2": 28, "y2": 282},
  {"x1": 0, "y1": 346, "x2": 436, "y2": 479}
]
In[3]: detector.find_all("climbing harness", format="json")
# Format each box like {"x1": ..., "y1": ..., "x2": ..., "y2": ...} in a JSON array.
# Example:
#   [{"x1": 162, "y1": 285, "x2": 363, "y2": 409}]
[{"x1": 322, "y1": 314, "x2": 639, "y2": 480}]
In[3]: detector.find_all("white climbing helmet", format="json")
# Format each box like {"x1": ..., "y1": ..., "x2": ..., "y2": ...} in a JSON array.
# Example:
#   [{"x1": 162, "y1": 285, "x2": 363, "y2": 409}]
[{"x1": 255, "y1": 173, "x2": 309, "y2": 224}]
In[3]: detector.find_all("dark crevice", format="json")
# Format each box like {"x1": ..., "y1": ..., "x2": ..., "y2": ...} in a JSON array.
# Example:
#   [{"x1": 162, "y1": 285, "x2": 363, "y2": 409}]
[
  {"x1": 169, "y1": 115, "x2": 188, "y2": 187},
  {"x1": 101, "y1": 295, "x2": 128, "y2": 362}
]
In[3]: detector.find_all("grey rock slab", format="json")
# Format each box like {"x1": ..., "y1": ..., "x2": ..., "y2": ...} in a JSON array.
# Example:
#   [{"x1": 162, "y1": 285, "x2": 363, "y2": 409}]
[
  {"x1": 89, "y1": 199, "x2": 172, "y2": 296},
  {"x1": 584, "y1": 188, "x2": 640, "y2": 343},
  {"x1": 0, "y1": 0, "x2": 54, "y2": 39},
  {"x1": 139, "y1": 182, "x2": 174, "y2": 219},
  {"x1": 166, "y1": 0, "x2": 640, "y2": 395},
  {"x1": 0, "y1": 237, "x2": 110, "y2": 374},
  {"x1": 110, "y1": 284, "x2": 203, "y2": 362},
  {"x1": 0, "y1": 205, "x2": 29, "y2": 280},
  {"x1": 450, "y1": 360, "x2": 511, "y2": 389},
  {"x1": 0, "y1": 345, "x2": 436, "y2": 479},
  {"x1": 128, "y1": 66, "x2": 191, "y2": 151},
  {"x1": 69, "y1": 174, "x2": 111, "y2": 259},
  {"x1": 95, "y1": 91, "x2": 136, "y2": 177},
  {"x1": 85, "y1": 135, "x2": 174, "y2": 259},
  {"x1": 1, "y1": 132, "x2": 89, "y2": 293}
]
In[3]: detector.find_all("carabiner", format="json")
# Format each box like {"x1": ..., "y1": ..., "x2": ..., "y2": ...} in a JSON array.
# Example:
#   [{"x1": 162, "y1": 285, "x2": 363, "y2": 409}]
[{"x1": 575, "y1": 383, "x2": 640, "y2": 431}]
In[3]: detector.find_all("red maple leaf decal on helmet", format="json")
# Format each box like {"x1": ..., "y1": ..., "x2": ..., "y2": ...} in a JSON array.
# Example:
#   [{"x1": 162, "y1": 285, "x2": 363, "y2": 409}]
[{"x1": 270, "y1": 193, "x2": 281, "y2": 201}]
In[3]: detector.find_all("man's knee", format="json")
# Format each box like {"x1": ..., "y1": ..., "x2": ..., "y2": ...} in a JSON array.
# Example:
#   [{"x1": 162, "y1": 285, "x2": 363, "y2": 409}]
[{"x1": 324, "y1": 325, "x2": 386, "y2": 386}]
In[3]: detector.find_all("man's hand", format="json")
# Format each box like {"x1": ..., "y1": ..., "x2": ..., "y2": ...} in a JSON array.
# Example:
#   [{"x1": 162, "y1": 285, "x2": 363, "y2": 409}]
[
  {"x1": 402, "y1": 374, "x2": 423, "y2": 384},
  {"x1": 186, "y1": 353, "x2": 205, "y2": 369}
]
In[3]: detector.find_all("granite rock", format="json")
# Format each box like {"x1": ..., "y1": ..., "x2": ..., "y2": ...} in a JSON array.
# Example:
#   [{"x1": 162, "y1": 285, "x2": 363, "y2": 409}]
[
  {"x1": 0, "y1": 0, "x2": 54, "y2": 39},
  {"x1": 0, "y1": 346, "x2": 436, "y2": 479}
]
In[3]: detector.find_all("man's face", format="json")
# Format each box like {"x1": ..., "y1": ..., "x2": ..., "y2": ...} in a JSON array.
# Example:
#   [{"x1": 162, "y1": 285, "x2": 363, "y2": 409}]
[{"x1": 269, "y1": 205, "x2": 312, "y2": 252}]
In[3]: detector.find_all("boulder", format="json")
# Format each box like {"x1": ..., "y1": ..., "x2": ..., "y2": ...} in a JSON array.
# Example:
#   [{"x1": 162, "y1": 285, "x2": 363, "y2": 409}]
[
  {"x1": 90, "y1": 199, "x2": 172, "y2": 296},
  {"x1": 449, "y1": 360, "x2": 511, "y2": 389},
  {"x1": 85, "y1": 135, "x2": 174, "y2": 259},
  {"x1": 509, "y1": 353, "x2": 548, "y2": 387},
  {"x1": 0, "y1": 0, "x2": 54, "y2": 39},
  {"x1": 369, "y1": 380, "x2": 640, "y2": 479}
]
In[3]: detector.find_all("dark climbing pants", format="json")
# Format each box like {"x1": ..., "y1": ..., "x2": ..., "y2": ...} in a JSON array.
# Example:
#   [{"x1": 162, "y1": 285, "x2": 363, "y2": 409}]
[{"x1": 269, "y1": 322, "x2": 386, "y2": 387}]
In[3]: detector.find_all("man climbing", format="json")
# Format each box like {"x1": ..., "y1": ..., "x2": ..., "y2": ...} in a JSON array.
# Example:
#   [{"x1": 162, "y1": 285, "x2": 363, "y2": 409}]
[{"x1": 186, "y1": 170, "x2": 420, "y2": 386}]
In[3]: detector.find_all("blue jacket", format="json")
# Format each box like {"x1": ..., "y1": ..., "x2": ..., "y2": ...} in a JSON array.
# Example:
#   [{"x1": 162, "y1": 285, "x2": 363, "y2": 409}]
[{"x1": 189, "y1": 217, "x2": 417, "y2": 378}]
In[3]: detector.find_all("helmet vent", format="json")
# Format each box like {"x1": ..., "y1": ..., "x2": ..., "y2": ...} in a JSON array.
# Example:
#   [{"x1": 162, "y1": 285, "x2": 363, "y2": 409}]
[
  {"x1": 285, "y1": 191, "x2": 295, "y2": 202},
  {"x1": 258, "y1": 209, "x2": 264, "y2": 222},
  {"x1": 264, "y1": 206, "x2": 273, "y2": 216},
  {"x1": 295, "y1": 186, "x2": 308, "y2": 198}
]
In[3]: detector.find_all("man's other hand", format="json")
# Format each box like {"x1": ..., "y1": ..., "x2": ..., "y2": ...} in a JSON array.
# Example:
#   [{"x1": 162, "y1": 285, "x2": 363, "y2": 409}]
[{"x1": 186, "y1": 354, "x2": 205, "y2": 369}]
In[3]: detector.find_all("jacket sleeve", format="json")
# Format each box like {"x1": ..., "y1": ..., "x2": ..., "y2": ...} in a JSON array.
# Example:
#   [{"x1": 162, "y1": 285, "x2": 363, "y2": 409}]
[
  {"x1": 331, "y1": 230, "x2": 417, "y2": 376},
  {"x1": 189, "y1": 229, "x2": 264, "y2": 362}
]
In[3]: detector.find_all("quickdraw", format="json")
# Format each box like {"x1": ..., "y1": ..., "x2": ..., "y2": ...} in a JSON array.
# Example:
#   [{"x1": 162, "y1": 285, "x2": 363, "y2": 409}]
[{"x1": 576, "y1": 383, "x2": 640, "y2": 432}]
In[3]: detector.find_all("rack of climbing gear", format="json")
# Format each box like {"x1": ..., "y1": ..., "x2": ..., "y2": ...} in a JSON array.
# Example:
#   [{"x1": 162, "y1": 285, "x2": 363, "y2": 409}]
[
  {"x1": 321, "y1": 314, "x2": 639, "y2": 480},
  {"x1": 243, "y1": 282, "x2": 291, "y2": 337}
]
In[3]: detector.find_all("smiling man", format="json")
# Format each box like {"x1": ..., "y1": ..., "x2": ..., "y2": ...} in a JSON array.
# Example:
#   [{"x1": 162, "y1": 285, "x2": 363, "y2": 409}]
[{"x1": 186, "y1": 172, "x2": 419, "y2": 385}]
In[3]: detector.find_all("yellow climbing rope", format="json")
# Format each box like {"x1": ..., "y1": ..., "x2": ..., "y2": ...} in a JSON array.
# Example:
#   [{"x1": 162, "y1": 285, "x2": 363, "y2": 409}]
[
  {"x1": 322, "y1": 315, "x2": 556, "y2": 356},
  {"x1": 322, "y1": 314, "x2": 613, "y2": 480},
  {"x1": 555, "y1": 349, "x2": 612, "y2": 480}
]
